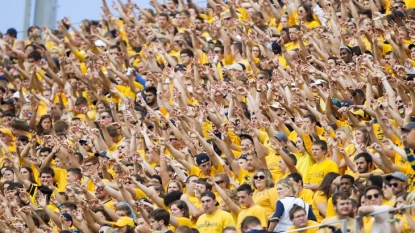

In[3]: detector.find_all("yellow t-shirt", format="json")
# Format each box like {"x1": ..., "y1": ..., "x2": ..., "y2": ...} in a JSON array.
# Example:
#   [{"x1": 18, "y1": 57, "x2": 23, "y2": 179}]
[
  {"x1": 265, "y1": 154, "x2": 285, "y2": 182},
  {"x1": 286, "y1": 220, "x2": 319, "y2": 233},
  {"x1": 195, "y1": 209, "x2": 236, "y2": 233},
  {"x1": 237, "y1": 168, "x2": 253, "y2": 185},
  {"x1": 236, "y1": 205, "x2": 268, "y2": 233},
  {"x1": 304, "y1": 159, "x2": 339, "y2": 185},
  {"x1": 189, "y1": 164, "x2": 224, "y2": 178},
  {"x1": 312, "y1": 190, "x2": 328, "y2": 222},
  {"x1": 168, "y1": 216, "x2": 193, "y2": 232},
  {"x1": 325, "y1": 196, "x2": 337, "y2": 218},
  {"x1": 294, "y1": 151, "x2": 315, "y2": 175},
  {"x1": 319, "y1": 216, "x2": 358, "y2": 233},
  {"x1": 298, "y1": 188, "x2": 314, "y2": 206},
  {"x1": 401, "y1": 214, "x2": 415, "y2": 233},
  {"x1": 252, "y1": 188, "x2": 279, "y2": 218}
]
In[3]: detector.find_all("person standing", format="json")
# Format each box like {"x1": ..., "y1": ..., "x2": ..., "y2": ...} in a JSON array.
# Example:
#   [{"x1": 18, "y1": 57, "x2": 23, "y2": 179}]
[
  {"x1": 236, "y1": 184, "x2": 268, "y2": 233},
  {"x1": 196, "y1": 191, "x2": 236, "y2": 233}
]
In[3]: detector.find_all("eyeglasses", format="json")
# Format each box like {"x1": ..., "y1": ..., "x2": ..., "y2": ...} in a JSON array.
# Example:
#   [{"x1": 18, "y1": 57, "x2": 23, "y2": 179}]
[
  {"x1": 366, "y1": 193, "x2": 380, "y2": 200},
  {"x1": 253, "y1": 175, "x2": 266, "y2": 180},
  {"x1": 101, "y1": 115, "x2": 110, "y2": 119},
  {"x1": 394, "y1": 6, "x2": 400, "y2": 9},
  {"x1": 215, "y1": 180, "x2": 225, "y2": 184},
  {"x1": 388, "y1": 182, "x2": 403, "y2": 188}
]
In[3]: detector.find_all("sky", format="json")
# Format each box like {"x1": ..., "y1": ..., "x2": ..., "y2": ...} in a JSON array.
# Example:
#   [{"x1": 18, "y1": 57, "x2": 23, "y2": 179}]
[{"x1": 0, "y1": 0, "x2": 152, "y2": 39}]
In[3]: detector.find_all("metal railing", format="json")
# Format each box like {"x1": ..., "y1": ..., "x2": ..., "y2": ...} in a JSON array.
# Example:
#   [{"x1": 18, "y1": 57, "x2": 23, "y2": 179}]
[
  {"x1": 354, "y1": 203, "x2": 415, "y2": 233},
  {"x1": 286, "y1": 219, "x2": 348, "y2": 233},
  {"x1": 286, "y1": 203, "x2": 415, "y2": 233}
]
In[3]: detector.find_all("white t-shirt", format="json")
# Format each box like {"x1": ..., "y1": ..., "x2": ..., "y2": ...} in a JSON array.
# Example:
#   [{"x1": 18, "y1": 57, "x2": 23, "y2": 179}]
[{"x1": 371, "y1": 205, "x2": 390, "y2": 233}]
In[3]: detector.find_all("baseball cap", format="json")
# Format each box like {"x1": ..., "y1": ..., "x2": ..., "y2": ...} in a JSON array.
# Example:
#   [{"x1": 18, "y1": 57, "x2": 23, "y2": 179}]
[
  {"x1": 401, "y1": 122, "x2": 415, "y2": 131},
  {"x1": 109, "y1": 216, "x2": 135, "y2": 228},
  {"x1": 350, "y1": 109, "x2": 365, "y2": 118},
  {"x1": 6, "y1": 28, "x2": 17, "y2": 38},
  {"x1": 0, "y1": 128, "x2": 13, "y2": 138},
  {"x1": 95, "y1": 39, "x2": 107, "y2": 47},
  {"x1": 94, "y1": 151, "x2": 111, "y2": 159},
  {"x1": 386, "y1": 171, "x2": 408, "y2": 182},
  {"x1": 200, "y1": 191, "x2": 216, "y2": 200},
  {"x1": 271, "y1": 41, "x2": 282, "y2": 54},
  {"x1": 224, "y1": 63, "x2": 243, "y2": 71},
  {"x1": 314, "y1": 79, "x2": 327, "y2": 85},
  {"x1": 1, "y1": 99, "x2": 13, "y2": 105},
  {"x1": 17, "y1": 135, "x2": 29, "y2": 142},
  {"x1": 12, "y1": 91, "x2": 29, "y2": 101},
  {"x1": 61, "y1": 213, "x2": 73, "y2": 224},
  {"x1": 269, "y1": 102, "x2": 283, "y2": 109},
  {"x1": 196, "y1": 153, "x2": 210, "y2": 165},
  {"x1": 274, "y1": 131, "x2": 288, "y2": 142},
  {"x1": 175, "y1": 64, "x2": 187, "y2": 71}
]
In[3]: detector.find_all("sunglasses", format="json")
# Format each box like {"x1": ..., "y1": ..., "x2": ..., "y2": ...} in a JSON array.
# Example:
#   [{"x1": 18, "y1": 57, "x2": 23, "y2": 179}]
[
  {"x1": 215, "y1": 180, "x2": 225, "y2": 184},
  {"x1": 253, "y1": 175, "x2": 266, "y2": 180},
  {"x1": 366, "y1": 193, "x2": 380, "y2": 200},
  {"x1": 101, "y1": 116, "x2": 110, "y2": 119},
  {"x1": 396, "y1": 100, "x2": 403, "y2": 103},
  {"x1": 388, "y1": 182, "x2": 402, "y2": 188}
]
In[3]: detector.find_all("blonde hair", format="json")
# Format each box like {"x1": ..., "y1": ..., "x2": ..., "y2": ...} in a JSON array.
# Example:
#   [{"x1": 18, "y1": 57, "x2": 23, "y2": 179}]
[
  {"x1": 277, "y1": 178, "x2": 298, "y2": 196},
  {"x1": 406, "y1": 192, "x2": 415, "y2": 215},
  {"x1": 336, "y1": 126, "x2": 353, "y2": 138}
]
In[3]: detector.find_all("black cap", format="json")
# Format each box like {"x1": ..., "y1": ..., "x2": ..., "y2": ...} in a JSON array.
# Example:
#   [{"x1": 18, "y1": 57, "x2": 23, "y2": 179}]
[
  {"x1": 6, "y1": 28, "x2": 17, "y2": 38},
  {"x1": 200, "y1": 191, "x2": 216, "y2": 200},
  {"x1": 271, "y1": 41, "x2": 282, "y2": 54},
  {"x1": 196, "y1": 153, "x2": 210, "y2": 165},
  {"x1": 1, "y1": 99, "x2": 13, "y2": 105}
]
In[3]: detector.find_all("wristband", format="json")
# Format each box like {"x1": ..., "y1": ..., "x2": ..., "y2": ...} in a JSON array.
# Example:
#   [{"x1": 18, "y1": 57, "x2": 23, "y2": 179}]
[
  {"x1": 381, "y1": 76, "x2": 387, "y2": 81},
  {"x1": 405, "y1": 147, "x2": 411, "y2": 154}
]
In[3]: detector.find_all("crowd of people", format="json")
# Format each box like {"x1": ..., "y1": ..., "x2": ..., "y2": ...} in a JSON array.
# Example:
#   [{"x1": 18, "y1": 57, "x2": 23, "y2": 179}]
[{"x1": 0, "y1": 0, "x2": 415, "y2": 232}]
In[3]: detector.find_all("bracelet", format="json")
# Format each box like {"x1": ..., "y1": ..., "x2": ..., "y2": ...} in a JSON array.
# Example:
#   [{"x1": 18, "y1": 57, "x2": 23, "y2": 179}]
[
  {"x1": 387, "y1": 218, "x2": 400, "y2": 224},
  {"x1": 381, "y1": 76, "x2": 388, "y2": 81}
]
